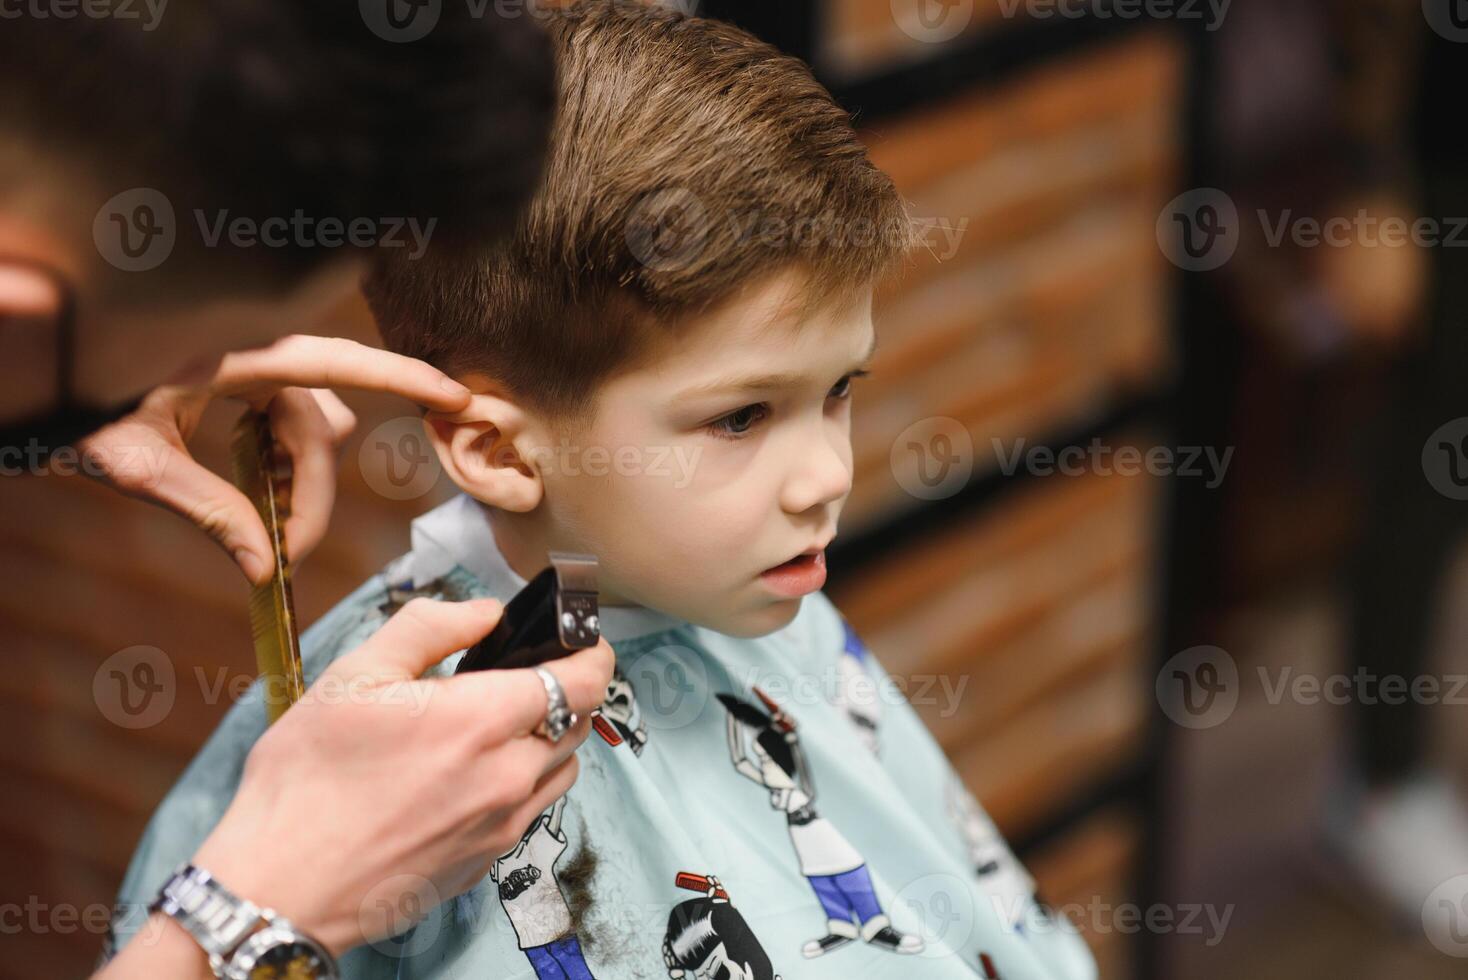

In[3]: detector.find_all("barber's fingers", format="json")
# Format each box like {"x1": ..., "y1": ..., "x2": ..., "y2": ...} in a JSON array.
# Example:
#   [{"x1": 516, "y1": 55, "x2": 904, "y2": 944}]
[
  {"x1": 497, "y1": 753, "x2": 581, "y2": 841},
  {"x1": 308, "y1": 388, "x2": 358, "y2": 443},
  {"x1": 209, "y1": 335, "x2": 471, "y2": 413},
  {"x1": 0, "y1": 263, "x2": 61, "y2": 316},
  {"x1": 493, "y1": 713, "x2": 592, "y2": 784},
  {"x1": 444, "y1": 641, "x2": 616, "y2": 739},
  {"x1": 269, "y1": 388, "x2": 352, "y2": 568},
  {"x1": 329, "y1": 598, "x2": 506, "y2": 683},
  {"x1": 80, "y1": 410, "x2": 278, "y2": 586}
]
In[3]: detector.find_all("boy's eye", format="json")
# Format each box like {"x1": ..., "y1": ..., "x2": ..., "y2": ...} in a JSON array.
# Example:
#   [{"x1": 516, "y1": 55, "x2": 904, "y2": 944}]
[
  {"x1": 703, "y1": 370, "x2": 868, "y2": 440},
  {"x1": 706, "y1": 403, "x2": 768, "y2": 440},
  {"x1": 829, "y1": 368, "x2": 870, "y2": 400}
]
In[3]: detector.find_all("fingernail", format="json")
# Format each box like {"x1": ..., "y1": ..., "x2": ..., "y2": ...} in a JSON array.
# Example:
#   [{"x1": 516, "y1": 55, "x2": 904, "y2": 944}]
[
  {"x1": 440, "y1": 377, "x2": 470, "y2": 397},
  {"x1": 235, "y1": 549, "x2": 268, "y2": 584}
]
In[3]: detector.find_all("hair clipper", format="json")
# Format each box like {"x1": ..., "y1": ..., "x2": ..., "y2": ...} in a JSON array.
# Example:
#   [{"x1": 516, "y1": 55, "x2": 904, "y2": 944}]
[{"x1": 454, "y1": 552, "x2": 601, "y2": 673}]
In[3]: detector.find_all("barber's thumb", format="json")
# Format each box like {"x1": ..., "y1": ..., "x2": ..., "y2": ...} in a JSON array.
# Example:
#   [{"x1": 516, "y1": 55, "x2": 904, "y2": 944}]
[{"x1": 334, "y1": 597, "x2": 505, "y2": 682}]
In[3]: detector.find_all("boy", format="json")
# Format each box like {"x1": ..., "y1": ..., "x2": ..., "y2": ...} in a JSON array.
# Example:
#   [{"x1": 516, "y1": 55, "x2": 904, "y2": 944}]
[{"x1": 112, "y1": 4, "x2": 1098, "y2": 978}]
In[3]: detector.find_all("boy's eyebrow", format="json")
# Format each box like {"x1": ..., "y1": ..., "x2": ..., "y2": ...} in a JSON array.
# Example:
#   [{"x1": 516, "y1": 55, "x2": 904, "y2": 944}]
[{"x1": 673, "y1": 331, "x2": 879, "y2": 401}]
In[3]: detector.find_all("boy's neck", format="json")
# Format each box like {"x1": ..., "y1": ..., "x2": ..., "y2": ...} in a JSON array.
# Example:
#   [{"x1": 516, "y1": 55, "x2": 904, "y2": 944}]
[{"x1": 479, "y1": 500, "x2": 638, "y2": 608}]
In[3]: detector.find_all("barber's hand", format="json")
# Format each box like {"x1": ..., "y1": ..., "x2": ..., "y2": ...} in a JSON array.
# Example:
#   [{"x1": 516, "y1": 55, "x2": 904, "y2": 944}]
[
  {"x1": 77, "y1": 334, "x2": 471, "y2": 585},
  {"x1": 190, "y1": 597, "x2": 615, "y2": 956}
]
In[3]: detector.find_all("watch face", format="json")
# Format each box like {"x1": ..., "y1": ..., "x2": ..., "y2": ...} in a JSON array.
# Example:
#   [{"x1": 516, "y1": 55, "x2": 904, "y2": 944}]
[{"x1": 247, "y1": 941, "x2": 328, "y2": 979}]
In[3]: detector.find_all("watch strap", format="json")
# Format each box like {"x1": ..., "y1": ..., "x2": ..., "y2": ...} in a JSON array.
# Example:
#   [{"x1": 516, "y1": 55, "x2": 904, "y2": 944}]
[{"x1": 150, "y1": 863, "x2": 263, "y2": 967}]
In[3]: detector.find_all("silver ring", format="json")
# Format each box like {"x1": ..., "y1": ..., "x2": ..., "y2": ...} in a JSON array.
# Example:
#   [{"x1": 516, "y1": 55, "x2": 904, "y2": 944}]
[{"x1": 533, "y1": 666, "x2": 576, "y2": 742}]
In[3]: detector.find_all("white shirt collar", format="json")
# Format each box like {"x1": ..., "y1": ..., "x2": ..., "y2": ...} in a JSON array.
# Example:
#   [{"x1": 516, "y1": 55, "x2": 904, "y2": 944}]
[{"x1": 407, "y1": 494, "x2": 685, "y2": 643}]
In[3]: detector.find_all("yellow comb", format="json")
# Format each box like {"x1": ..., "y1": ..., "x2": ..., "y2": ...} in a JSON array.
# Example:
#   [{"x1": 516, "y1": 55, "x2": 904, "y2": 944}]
[{"x1": 231, "y1": 409, "x2": 305, "y2": 724}]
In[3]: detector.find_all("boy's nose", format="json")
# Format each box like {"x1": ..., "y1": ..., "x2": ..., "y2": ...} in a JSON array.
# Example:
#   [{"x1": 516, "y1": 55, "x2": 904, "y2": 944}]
[{"x1": 779, "y1": 428, "x2": 852, "y2": 515}]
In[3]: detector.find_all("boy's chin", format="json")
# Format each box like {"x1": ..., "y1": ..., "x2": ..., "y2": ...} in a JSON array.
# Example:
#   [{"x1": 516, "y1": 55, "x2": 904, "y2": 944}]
[{"x1": 698, "y1": 594, "x2": 804, "y2": 639}]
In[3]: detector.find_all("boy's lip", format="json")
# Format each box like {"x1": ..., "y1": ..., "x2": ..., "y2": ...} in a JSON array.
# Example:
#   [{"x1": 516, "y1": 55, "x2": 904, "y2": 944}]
[{"x1": 763, "y1": 536, "x2": 834, "y2": 572}]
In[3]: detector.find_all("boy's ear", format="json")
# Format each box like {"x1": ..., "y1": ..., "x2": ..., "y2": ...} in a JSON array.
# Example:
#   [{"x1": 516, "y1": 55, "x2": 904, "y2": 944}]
[{"x1": 423, "y1": 393, "x2": 543, "y2": 513}]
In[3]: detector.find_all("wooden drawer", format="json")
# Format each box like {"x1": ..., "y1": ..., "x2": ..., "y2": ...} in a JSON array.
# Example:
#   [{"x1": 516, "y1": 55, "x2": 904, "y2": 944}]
[
  {"x1": 821, "y1": 0, "x2": 1019, "y2": 80},
  {"x1": 830, "y1": 460, "x2": 1158, "y2": 835},
  {"x1": 845, "y1": 34, "x2": 1181, "y2": 530}
]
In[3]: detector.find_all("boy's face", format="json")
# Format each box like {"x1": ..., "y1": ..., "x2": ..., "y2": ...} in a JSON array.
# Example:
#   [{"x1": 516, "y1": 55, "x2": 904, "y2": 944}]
[{"x1": 514, "y1": 267, "x2": 875, "y2": 638}]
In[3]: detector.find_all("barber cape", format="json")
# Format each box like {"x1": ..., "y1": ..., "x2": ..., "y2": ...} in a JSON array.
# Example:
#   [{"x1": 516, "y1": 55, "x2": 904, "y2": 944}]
[{"x1": 108, "y1": 494, "x2": 1097, "y2": 980}]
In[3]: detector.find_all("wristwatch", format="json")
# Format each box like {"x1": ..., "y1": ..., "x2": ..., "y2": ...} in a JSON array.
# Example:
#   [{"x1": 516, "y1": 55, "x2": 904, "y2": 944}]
[{"x1": 150, "y1": 863, "x2": 340, "y2": 979}]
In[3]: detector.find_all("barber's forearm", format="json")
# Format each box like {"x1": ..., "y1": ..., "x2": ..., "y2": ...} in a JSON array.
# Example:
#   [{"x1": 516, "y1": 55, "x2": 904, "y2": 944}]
[{"x1": 91, "y1": 913, "x2": 212, "y2": 980}]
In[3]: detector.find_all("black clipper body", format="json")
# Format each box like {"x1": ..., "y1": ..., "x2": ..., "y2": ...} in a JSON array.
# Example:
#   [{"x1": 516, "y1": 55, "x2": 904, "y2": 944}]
[{"x1": 454, "y1": 552, "x2": 601, "y2": 673}]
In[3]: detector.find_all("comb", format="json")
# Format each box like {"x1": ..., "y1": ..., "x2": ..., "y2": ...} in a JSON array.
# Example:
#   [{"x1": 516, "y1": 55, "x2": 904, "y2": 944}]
[
  {"x1": 231, "y1": 409, "x2": 305, "y2": 724},
  {"x1": 673, "y1": 872, "x2": 729, "y2": 901}
]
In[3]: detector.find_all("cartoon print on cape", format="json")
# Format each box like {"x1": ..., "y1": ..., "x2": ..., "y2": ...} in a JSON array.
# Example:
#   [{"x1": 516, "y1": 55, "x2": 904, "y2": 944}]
[
  {"x1": 717, "y1": 688, "x2": 923, "y2": 959},
  {"x1": 490, "y1": 795, "x2": 596, "y2": 979},
  {"x1": 945, "y1": 775, "x2": 1040, "y2": 935},
  {"x1": 831, "y1": 619, "x2": 881, "y2": 756},
  {"x1": 663, "y1": 872, "x2": 781, "y2": 979},
  {"x1": 591, "y1": 664, "x2": 647, "y2": 756}
]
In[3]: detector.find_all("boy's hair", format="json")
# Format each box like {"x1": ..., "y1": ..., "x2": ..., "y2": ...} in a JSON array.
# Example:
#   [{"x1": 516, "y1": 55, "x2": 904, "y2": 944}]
[
  {"x1": 0, "y1": 2, "x2": 555, "y2": 302},
  {"x1": 364, "y1": 0, "x2": 915, "y2": 430}
]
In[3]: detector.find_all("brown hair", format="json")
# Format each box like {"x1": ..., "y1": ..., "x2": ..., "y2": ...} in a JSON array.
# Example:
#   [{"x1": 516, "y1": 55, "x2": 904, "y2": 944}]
[{"x1": 364, "y1": 0, "x2": 915, "y2": 429}]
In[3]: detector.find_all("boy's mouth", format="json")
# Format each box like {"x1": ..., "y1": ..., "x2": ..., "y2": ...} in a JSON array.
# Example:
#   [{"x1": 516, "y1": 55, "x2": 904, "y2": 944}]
[{"x1": 759, "y1": 547, "x2": 828, "y2": 597}]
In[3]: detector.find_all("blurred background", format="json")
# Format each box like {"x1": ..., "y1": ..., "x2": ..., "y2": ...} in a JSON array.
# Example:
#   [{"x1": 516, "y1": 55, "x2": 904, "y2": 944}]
[{"x1": 3, "y1": 1, "x2": 1467, "y2": 977}]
